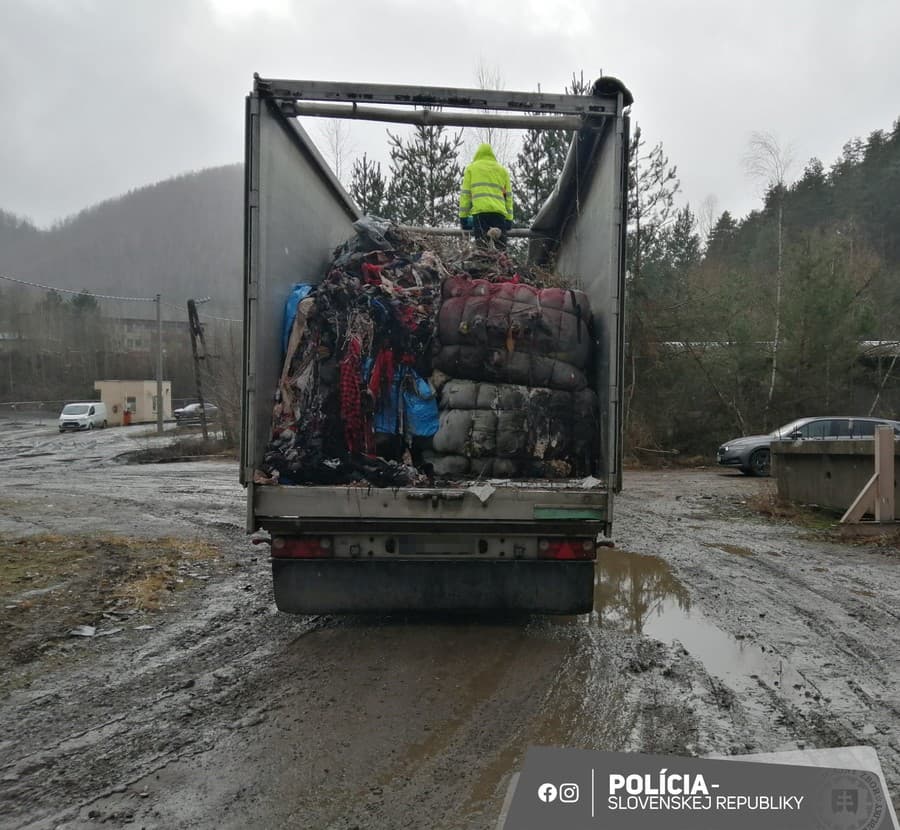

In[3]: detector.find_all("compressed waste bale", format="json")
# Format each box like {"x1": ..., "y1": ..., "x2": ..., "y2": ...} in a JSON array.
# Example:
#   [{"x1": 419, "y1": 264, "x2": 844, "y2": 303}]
[
  {"x1": 433, "y1": 345, "x2": 588, "y2": 392},
  {"x1": 438, "y1": 276, "x2": 592, "y2": 368},
  {"x1": 422, "y1": 452, "x2": 576, "y2": 480},
  {"x1": 427, "y1": 379, "x2": 598, "y2": 477},
  {"x1": 258, "y1": 220, "x2": 601, "y2": 487}
]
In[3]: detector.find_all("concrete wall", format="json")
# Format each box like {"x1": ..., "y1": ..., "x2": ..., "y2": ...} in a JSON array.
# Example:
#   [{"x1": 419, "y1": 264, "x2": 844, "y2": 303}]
[
  {"x1": 772, "y1": 440, "x2": 899, "y2": 517},
  {"x1": 94, "y1": 380, "x2": 172, "y2": 426}
]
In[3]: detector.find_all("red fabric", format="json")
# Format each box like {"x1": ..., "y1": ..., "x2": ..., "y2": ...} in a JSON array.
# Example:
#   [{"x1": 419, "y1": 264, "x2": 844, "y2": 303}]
[
  {"x1": 361, "y1": 262, "x2": 384, "y2": 285},
  {"x1": 368, "y1": 347, "x2": 395, "y2": 401},
  {"x1": 340, "y1": 338, "x2": 373, "y2": 454},
  {"x1": 395, "y1": 304, "x2": 416, "y2": 330}
]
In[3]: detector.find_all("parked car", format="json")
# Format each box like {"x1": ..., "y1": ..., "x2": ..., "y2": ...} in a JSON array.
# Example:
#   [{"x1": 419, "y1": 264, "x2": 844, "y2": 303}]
[
  {"x1": 717, "y1": 416, "x2": 900, "y2": 477},
  {"x1": 173, "y1": 402, "x2": 218, "y2": 425},
  {"x1": 58, "y1": 402, "x2": 108, "y2": 432}
]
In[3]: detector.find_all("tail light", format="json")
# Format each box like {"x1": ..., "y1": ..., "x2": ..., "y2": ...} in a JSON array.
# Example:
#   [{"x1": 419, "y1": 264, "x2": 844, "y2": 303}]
[
  {"x1": 271, "y1": 536, "x2": 333, "y2": 559},
  {"x1": 537, "y1": 538, "x2": 595, "y2": 560}
]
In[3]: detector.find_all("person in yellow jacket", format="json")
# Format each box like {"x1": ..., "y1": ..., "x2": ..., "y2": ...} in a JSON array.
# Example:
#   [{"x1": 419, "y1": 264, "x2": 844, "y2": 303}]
[{"x1": 458, "y1": 143, "x2": 514, "y2": 248}]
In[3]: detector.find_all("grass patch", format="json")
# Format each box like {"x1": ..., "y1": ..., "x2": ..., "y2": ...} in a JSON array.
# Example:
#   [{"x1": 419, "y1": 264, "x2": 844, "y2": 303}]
[
  {"x1": 120, "y1": 437, "x2": 236, "y2": 464},
  {"x1": 0, "y1": 534, "x2": 220, "y2": 678},
  {"x1": 745, "y1": 485, "x2": 838, "y2": 531}
]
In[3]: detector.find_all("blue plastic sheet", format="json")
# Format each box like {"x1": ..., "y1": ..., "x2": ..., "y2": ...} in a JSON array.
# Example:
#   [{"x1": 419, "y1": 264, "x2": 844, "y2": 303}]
[
  {"x1": 282, "y1": 283, "x2": 314, "y2": 355},
  {"x1": 364, "y1": 361, "x2": 438, "y2": 438}
]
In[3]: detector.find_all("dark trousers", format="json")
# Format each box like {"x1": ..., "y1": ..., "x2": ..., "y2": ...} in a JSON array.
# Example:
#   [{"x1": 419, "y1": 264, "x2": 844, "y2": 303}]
[{"x1": 473, "y1": 212, "x2": 508, "y2": 249}]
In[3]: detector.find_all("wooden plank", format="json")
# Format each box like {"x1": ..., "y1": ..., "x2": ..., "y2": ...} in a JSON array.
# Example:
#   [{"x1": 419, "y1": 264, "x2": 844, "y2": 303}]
[
  {"x1": 874, "y1": 425, "x2": 895, "y2": 521},
  {"x1": 841, "y1": 473, "x2": 878, "y2": 524}
]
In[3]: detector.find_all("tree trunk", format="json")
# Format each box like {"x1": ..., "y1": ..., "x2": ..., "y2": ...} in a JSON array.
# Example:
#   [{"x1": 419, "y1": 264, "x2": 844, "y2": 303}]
[{"x1": 764, "y1": 197, "x2": 783, "y2": 428}]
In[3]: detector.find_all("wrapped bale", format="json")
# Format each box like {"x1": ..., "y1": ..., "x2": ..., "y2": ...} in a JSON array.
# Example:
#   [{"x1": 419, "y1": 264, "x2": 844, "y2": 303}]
[
  {"x1": 427, "y1": 379, "x2": 598, "y2": 479},
  {"x1": 432, "y1": 345, "x2": 588, "y2": 392},
  {"x1": 438, "y1": 276, "x2": 592, "y2": 369}
]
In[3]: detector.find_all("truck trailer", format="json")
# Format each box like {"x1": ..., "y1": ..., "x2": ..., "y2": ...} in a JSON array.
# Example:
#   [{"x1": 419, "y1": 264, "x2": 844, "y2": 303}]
[{"x1": 242, "y1": 75, "x2": 631, "y2": 614}]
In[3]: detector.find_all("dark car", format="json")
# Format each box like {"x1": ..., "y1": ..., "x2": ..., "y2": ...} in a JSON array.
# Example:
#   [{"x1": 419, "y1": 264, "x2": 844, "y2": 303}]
[
  {"x1": 173, "y1": 402, "x2": 219, "y2": 425},
  {"x1": 716, "y1": 416, "x2": 900, "y2": 477}
]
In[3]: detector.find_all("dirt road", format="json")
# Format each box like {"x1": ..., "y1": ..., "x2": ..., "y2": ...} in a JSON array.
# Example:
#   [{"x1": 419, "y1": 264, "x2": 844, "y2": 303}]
[{"x1": 0, "y1": 418, "x2": 897, "y2": 828}]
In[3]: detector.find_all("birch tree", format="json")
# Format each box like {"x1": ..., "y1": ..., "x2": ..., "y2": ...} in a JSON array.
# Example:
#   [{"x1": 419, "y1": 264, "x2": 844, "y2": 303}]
[{"x1": 743, "y1": 131, "x2": 793, "y2": 426}]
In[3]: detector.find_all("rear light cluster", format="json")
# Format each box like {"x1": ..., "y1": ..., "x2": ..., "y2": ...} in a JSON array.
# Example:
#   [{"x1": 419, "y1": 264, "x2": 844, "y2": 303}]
[
  {"x1": 537, "y1": 538, "x2": 595, "y2": 560},
  {"x1": 271, "y1": 536, "x2": 333, "y2": 559}
]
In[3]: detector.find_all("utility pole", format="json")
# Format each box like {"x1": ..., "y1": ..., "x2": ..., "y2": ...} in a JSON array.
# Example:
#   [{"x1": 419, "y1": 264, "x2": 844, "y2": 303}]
[{"x1": 156, "y1": 294, "x2": 163, "y2": 435}]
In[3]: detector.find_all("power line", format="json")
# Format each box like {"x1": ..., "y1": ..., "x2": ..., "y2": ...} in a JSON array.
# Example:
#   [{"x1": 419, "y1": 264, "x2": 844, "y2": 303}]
[
  {"x1": 1, "y1": 273, "x2": 242, "y2": 321},
  {"x1": 0, "y1": 273, "x2": 157, "y2": 302},
  {"x1": 160, "y1": 299, "x2": 242, "y2": 323}
]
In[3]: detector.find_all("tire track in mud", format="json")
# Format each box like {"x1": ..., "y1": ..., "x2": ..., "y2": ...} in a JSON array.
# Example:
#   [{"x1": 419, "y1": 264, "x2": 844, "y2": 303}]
[{"x1": 0, "y1": 559, "x2": 331, "y2": 830}]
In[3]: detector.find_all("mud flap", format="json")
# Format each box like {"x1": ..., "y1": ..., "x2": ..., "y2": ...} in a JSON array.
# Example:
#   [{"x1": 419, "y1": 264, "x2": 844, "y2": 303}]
[{"x1": 271, "y1": 559, "x2": 594, "y2": 614}]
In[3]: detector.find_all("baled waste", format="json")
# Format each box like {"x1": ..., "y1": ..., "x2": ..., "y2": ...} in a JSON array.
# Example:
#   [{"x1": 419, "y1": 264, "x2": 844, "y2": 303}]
[{"x1": 257, "y1": 219, "x2": 598, "y2": 488}]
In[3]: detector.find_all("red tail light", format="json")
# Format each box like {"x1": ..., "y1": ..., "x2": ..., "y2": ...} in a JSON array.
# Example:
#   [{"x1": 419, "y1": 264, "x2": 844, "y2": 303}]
[
  {"x1": 537, "y1": 538, "x2": 595, "y2": 560},
  {"x1": 271, "y1": 536, "x2": 333, "y2": 559}
]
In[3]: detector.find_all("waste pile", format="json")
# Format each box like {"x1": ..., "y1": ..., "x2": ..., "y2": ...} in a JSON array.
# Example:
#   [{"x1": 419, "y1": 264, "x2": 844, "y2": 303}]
[{"x1": 257, "y1": 218, "x2": 597, "y2": 488}]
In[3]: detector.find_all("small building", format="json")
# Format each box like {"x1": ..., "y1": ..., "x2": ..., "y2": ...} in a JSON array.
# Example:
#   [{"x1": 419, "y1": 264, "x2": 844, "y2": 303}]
[{"x1": 94, "y1": 380, "x2": 172, "y2": 426}]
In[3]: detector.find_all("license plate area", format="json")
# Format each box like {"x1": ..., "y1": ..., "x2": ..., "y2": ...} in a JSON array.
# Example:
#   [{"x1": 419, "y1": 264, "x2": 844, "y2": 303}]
[{"x1": 332, "y1": 534, "x2": 539, "y2": 559}]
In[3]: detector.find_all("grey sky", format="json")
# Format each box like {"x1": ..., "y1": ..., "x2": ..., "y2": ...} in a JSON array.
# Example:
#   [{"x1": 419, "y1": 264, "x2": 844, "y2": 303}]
[{"x1": 2, "y1": 0, "x2": 899, "y2": 228}]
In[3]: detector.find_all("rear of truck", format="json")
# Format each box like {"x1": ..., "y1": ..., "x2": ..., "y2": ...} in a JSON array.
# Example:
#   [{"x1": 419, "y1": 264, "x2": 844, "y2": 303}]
[{"x1": 242, "y1": 77, "x2": 630, "y2": 614}]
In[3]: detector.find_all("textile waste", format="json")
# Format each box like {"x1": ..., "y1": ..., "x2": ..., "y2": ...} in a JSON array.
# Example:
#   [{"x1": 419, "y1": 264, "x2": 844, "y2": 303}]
[{"x1": 257, "y1": 218, "x2": 598, "y2": 488}]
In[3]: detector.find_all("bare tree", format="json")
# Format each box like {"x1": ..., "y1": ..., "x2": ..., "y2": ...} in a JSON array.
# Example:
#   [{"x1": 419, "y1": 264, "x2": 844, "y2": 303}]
[
  {"x1": 697, "y1": 194, "x2": 719, "y2": 247},
  {"x1": 318, "y1": 119, "x2": 357, "y2": 184},
  {"x1": 463, "y1": 62, "x2": 515, "y2": 167},
  {"x1": 743, "y1": 131, "x2": 794, "y2": 425}
]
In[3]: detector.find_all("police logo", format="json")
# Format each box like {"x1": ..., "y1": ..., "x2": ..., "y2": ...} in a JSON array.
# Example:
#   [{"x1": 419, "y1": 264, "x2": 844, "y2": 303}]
[{"x1": 817, "y1": 771, "x2": 886, "y2": 830}]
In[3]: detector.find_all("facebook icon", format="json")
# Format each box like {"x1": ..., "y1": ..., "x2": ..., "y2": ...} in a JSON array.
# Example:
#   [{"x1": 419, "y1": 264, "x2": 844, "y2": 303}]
[{"x1": 538, "y1": 783, "x2": 558, "y2": 803}]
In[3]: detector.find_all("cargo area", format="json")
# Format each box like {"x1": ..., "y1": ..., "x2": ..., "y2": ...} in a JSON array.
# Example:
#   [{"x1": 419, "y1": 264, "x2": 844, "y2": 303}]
[{"x1": 242, "y1": 79, "x2": 629, "y2": 538}]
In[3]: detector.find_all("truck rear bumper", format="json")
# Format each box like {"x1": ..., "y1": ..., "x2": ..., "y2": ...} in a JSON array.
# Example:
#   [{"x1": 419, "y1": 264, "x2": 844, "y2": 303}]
[{"x1": 271, "y1": 559, "x2": 595, "y2": 615}]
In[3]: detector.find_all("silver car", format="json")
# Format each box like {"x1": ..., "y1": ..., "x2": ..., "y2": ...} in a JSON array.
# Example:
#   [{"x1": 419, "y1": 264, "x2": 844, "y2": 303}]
[{"x1": 716, "y1": 416, "x2": 900, "y2": 476}]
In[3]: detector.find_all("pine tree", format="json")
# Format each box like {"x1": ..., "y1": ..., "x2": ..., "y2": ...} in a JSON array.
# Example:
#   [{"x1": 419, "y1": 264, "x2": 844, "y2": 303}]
[
  {"x1": 628, "y1": 125, "x2": 680, "y2": 282},
  {"x1": 705, "y1": 211, "x2": 738, "y2": 260},
  {"x1": 512, "y1": 129, "x2": 549, "y2": 222},
  {"x1": 386, "y1": 125, "x2": 463, "y2": 226},
  {"x1": 349, "y1": 153, "x2": 389, "y2": 217},
  {"x1": 623, "y1": 125, "x2": 680, "y2": 436}
]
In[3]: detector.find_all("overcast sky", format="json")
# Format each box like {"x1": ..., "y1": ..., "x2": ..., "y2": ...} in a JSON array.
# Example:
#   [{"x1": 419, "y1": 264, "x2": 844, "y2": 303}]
[{"x1": 2, "y1": 0, "x2": 899, "y2": 229}]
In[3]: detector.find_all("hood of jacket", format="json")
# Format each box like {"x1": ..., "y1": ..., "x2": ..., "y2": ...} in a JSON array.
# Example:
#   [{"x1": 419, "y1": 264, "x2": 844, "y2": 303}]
[{"x1": 473, "y1": 143, "x2": 497, "y2": 162}]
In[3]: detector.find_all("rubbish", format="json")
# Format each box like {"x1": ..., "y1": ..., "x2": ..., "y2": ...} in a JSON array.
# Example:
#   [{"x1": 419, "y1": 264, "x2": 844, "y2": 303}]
[
  {"x1": 258, "y1": 222, "x2": 599, "y2": 487},
  {"x1": 68, "y1": 625, "x2": 96, "y2": 637},
  {"x1": 281, "y1": 283, "x2": 314, "y2": 354},
  {"x1": 467, "y1": 483, "x2": 496, "y2": 504},
  {"x1": 95, "y1": 627, "x2": 123, "y2": 637},
  {"x1": 133, "y1": 624, "x2": 155, "y2": 631}
]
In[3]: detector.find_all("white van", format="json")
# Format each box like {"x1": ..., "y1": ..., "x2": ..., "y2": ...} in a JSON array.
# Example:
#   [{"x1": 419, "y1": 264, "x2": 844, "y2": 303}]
[{"x1": 58, "y1": 402, "x2": 108, "y2": 432}]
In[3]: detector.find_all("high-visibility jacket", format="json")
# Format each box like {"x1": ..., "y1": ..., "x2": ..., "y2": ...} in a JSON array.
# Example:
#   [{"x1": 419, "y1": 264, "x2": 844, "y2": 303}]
[{"x1": 459, "y1": 144, "x2": 514, "y2": 221}]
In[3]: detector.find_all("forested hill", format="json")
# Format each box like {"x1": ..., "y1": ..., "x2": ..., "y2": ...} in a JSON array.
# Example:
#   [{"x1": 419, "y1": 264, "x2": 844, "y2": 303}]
[
  {"x1": 707, "y1": 120, "x2": 900, "y2": 276},
  {"x1": 0, "y1": 165, "x2": 243, "y2": 318},
  {"x1": 628, "y1": 114, "x2": 900, "y2": 454}
]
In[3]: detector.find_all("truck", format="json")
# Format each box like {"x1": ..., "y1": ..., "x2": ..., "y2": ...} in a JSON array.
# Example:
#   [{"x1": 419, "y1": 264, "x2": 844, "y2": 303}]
[{"x1": 242, "y1": 75, "x2": 631, "y2": 614}]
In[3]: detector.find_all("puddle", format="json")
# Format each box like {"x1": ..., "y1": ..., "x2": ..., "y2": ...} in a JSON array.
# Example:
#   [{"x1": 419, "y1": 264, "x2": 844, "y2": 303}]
[{"x1": 594, "y1": 549, "x2": 810, "y2": 704}]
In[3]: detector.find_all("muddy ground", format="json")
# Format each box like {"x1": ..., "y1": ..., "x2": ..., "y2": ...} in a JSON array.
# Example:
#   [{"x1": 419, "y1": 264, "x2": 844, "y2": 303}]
[{"x1": 0, "y1": 416, "x2": 897, "y2": 829}]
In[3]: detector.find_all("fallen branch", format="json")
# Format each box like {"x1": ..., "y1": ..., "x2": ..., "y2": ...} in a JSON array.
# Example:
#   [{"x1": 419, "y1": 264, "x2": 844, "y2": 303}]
[{"x1": 634, "y1": 446, "x2": 680, "y2": 455}]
